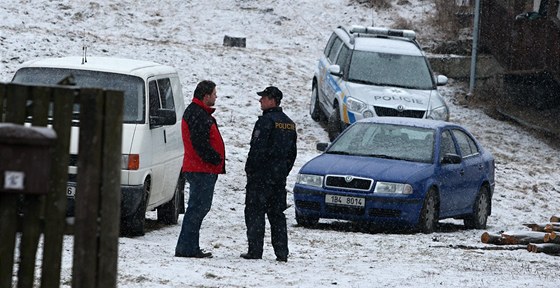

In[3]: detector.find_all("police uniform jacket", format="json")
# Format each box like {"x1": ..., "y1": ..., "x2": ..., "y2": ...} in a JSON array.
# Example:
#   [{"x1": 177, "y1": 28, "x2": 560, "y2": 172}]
[
  {"x1": 245, "y1": 107, "x2": 297, "y2": 184},
  {"x1": 181, "y1": 98, "x2": 226, "y2": 174}
]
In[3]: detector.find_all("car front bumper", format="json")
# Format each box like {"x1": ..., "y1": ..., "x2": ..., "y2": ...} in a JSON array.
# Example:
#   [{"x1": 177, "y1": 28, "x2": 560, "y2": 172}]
[{"x1": 294, "y1": 185, "x2": 424, "y2": 227}]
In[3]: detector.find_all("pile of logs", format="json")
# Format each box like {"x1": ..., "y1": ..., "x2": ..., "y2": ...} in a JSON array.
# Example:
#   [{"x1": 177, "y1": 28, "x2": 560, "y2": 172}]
[{"x1": 480, "y1": 215, "x2": 560, "y2": 256}]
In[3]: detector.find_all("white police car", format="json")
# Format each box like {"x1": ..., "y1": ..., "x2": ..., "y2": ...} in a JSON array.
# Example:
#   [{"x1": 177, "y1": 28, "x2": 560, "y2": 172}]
[{"x1": 311, "y1": 25, "x2": 450, "y2": 140}]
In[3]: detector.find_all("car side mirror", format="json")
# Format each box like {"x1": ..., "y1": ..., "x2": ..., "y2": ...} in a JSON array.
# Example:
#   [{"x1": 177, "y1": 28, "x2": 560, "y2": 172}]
[
  {"x1": 441, "y1": 153, "x2": 461, "y2": 164},
  {"x1": 436, "y1": 74, "x2": 448, "y2": 86},
  {"x1": 328, "y1": 65, "x2": 342, "y2": 77},
  {"x1": 150, "y1": 109, "x2": 177, "y2": 127},
  {"x1": 316, "y1": 142, "x2": 329, "y2": 152}
]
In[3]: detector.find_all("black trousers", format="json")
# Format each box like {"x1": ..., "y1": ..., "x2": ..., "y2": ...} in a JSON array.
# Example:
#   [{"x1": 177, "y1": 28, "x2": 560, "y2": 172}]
[{"x1": 244, "y1": 178, "x2": 288, "y2": 258}]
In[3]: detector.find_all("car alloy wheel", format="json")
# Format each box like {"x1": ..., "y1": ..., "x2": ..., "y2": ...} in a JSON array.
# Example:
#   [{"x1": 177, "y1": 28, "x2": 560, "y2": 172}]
[{"x1": 464, "y1": 186, "x2": 490, "y2": 229}]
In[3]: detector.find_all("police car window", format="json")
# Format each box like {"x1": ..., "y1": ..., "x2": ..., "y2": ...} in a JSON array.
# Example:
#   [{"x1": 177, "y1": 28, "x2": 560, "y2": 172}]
[
  {"x1": 335, "y1": 45, "x2": 350, "y2": 70},
  {"x1": 452, "y1": 129, "x2": 479, "y2": 157},
  {"x1": 327, "y1": 37, "x2": 343, "y2": 63},
  {"x1": 324, "y1": 33, "x2": 337, "y2": 56}
]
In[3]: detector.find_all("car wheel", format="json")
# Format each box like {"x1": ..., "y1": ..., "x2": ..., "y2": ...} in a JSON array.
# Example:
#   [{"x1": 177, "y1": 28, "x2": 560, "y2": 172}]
[
  {"x1": 310, "y1": 84, "x2": 322, "y2": 121},
  {"x1": 157, "y1": 174, "x2": 182, "y2": 225},
  {"x1": 464, "y1": 186, "x2": 490, "y2": 229},
  {"x1": 327, "y1": 105, "x2": 342, "y2": 141},
  {"x1": 121, "y1": 179, "x2": 149, "y2": 237},
  {"x1": 295, "y1": 211, "x2": 319, "y2": 227},
  {"x1": 418, "y1": 188, "x2": 438, "y2": 233}
]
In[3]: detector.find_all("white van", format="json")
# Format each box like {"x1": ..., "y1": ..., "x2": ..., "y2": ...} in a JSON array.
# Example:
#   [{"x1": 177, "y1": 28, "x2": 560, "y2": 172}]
[{"x1": 12, "y1": 56, "x2": 185, "y2": 236}]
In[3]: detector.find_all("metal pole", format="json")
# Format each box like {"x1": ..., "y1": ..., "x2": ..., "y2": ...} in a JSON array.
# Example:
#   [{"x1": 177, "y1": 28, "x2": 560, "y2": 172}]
[{"x1": 468, "y1": 0, "x2": 481, "y2": 98}]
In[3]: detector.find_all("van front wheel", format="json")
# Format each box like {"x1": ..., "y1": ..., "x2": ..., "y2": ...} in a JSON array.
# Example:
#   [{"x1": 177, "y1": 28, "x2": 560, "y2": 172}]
[
  {"x1": 121, "y1": 179, "x2": 149, "y2": 237},
  {"x1": 157, "y1": 174, "x2": 182, "y2": 224}
]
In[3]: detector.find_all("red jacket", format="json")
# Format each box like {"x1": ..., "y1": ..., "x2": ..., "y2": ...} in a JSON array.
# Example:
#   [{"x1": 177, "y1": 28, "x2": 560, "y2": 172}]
[{"x1": 181, "y1": 98, "x2": 225, "y2": 174}]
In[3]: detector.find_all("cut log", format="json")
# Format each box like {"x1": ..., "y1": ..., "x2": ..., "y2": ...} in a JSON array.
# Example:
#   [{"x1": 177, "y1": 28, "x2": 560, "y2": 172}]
[
  {"x1": 527, "y1": 243, "x2": 560, "y2": 255},
  {"x1": 545, "y1": 223, "x2": 560, "y2": 232},
  {"x1": 500, "y1": 231, "x2": 549, "y2": 245},
  {"x1": 551, "y1": 215, "x2": 560, "y2": 223},
  {"x1": 481, "y1": 232, "x2": 505, "y2": 244},
  {"x1": 544, "y1": 231, "x2": 559, "y2": 244},
  {"x1": 523, "y1": 222, "x2": 560, "y2": 232}
]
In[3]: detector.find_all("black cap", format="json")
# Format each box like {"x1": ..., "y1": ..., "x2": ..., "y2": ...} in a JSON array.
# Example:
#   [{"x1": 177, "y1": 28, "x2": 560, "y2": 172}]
[{"x1": 256, "y1": 86, "x2": 283, "y2": 101}]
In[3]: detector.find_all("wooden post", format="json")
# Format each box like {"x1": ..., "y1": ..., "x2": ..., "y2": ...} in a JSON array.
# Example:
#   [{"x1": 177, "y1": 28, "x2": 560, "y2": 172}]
[
  {"x1": 72, "y1": 89, "x2": 105, "y2": 288},
  {"x1": 97, "y1": 90, "x2": 123, "y2": 288},
  {"x1": 41, "y1": 87, "x2": 74, "y2": 288},
  {"x1": 17, "y1": 86, "x2": 50, "y2": 288}
]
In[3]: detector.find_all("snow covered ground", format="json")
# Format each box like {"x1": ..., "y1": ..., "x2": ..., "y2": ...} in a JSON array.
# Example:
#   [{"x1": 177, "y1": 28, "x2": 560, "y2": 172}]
[{"x1": 1, "y1": 0, "x2": 559, "y2": 287}]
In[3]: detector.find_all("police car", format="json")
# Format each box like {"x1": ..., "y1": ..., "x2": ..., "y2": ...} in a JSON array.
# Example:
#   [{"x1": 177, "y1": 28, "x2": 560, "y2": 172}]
[{"x1": 311, "y1": 25, "x2": 450, "y2": 140}]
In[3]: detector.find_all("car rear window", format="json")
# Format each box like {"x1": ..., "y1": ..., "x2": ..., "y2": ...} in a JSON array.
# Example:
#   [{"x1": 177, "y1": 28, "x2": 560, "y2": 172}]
[{"x1": 12, "y1": 67, "x2": 146, "y2": 123}]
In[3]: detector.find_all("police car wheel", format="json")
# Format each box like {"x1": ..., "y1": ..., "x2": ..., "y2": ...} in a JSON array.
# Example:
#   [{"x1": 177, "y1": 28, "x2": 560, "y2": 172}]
[
  {"x1": 327, "y1": 105, "x2": 342, "y2": 141},
  {"x1": 310, "y1": 85, "x2": 322, "y2": 121}
]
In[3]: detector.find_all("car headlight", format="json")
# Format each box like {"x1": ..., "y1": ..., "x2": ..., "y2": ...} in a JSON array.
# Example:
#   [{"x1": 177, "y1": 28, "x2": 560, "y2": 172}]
[
  {"x1": 296, "y1": 174, "x2": 324, "y2": 188},
  {"x1": 363, "y1": 110, "x2": 374, "y2": 118},
  {"x1": 346, "y1": 97, "x2": 366, "y2": 113},
  {"x1": 427, "y1": 104, "x2": 449, "y2": 121},
  {"x1": 374, "y1": 181, "x2": 413, "y2": 194}
]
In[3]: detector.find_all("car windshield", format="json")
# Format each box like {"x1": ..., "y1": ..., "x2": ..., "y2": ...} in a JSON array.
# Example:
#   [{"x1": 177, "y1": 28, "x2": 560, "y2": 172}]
[
  {"x1": 327, "y1": 122, "x2": 435, "y2": 163},
  {"x1": 12, "y1": 67, "x2": 145, "y2": 123},
  {"x1": 347, "y1": 51, "x2": 434, "y2": 90}
]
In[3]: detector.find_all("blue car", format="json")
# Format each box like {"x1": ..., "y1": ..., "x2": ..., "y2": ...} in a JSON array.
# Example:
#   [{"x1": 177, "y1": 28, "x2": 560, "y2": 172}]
[{"x1": 294, "y1": 117, "x2": 495, "y2": 233}]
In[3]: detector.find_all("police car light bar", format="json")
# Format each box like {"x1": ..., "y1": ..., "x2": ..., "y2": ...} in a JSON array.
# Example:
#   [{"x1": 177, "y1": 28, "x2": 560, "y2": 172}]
[{"x1": 349, "y1": 25, "x2": 416, "y2": 40}]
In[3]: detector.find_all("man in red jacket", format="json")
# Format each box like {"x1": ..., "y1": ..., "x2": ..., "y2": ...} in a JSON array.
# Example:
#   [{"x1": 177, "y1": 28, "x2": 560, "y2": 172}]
[{"x1": 175, "y1": 80, "x2": 225, "y2": 258}]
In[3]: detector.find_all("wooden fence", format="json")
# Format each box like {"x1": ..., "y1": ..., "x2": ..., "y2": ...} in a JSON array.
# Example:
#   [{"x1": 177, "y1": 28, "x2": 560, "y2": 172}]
[{"x1": 0, "y1": 82, "x2": 123, "y2": 288}]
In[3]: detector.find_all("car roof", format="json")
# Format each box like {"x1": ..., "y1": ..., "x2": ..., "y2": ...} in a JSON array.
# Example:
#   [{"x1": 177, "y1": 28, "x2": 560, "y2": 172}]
[
  {"x1": 335, "y1": 26, "x2": 423, "y2": 56},
  {"x1": 356, "y1": 117, "x2": 459, "y2": 130},
  {"x1": 352, "y1": 37, "x2": 423, "y2": 56},
  {"x1": 17, "y1": 56, "x2": 177, "y2": 79}
]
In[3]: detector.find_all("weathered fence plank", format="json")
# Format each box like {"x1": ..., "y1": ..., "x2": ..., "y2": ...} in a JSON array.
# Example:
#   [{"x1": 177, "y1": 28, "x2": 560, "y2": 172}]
[
  {"x1": 72, "y1": 88, "x2": 104, "y2": 288},
  {"x1": 97, "y1": 90, "x2": 123, "y2": 288},
  {"x1": 17, "y1": 86, "x2": 51, "y2": 288},
  {"x1": 40, "y1": 87, "x2": 75, "y2": 288}
]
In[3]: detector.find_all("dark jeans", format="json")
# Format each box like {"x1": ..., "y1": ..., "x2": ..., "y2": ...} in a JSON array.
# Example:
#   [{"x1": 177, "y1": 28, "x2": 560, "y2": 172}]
[
  {"x1": 175, "y1": 172, "x2": 218, "y2": 256},
  {"x1": 244, "y1": 177, "x2": 288, "y2": 259}
]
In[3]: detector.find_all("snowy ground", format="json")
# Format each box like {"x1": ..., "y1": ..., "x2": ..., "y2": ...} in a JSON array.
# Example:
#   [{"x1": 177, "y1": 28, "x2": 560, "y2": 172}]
[{"x1": 2, "y1": 0, "x2": 560, "y2": 287}]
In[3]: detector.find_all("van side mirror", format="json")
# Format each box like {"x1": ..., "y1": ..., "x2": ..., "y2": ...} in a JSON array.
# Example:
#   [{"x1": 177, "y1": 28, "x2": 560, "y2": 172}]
[
  {"x1": 150, "y1": 109, "x2": 176, "y2": 127},
  {"x1": 441, "y1": 153, "x2": 461, "y2": 164}
]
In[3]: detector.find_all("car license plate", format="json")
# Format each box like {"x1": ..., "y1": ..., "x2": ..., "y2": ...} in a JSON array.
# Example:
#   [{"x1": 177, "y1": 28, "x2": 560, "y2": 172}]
[
  {"x1": 67, "y1": 186, "x2": 76, "y2": 198},
  {"x1": 325, "y1": 194, "x2": 365, "y2": 207}
]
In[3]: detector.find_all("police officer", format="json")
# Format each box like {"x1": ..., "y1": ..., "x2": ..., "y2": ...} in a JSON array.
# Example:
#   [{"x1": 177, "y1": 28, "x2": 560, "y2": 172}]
[{"x1": 241, "y1": 86, "x2": 297, "y2": 262}]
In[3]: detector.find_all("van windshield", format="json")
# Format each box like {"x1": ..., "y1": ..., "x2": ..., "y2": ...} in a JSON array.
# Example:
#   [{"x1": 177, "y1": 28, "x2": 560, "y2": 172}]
[{"x1": 12, "y1": 67, "x2": 145, "y2": 123}]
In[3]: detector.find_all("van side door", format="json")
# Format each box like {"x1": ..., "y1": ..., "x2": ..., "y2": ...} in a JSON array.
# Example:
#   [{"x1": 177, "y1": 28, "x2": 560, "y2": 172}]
[{"x1": 148, "y1": 77, "x2": 178, "y2": 205}]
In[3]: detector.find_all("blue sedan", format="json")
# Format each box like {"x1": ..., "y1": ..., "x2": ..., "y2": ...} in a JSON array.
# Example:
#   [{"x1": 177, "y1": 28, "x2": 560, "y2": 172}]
[{"x1": 294, "y1": 117, "x2": 495, "y2": 233}]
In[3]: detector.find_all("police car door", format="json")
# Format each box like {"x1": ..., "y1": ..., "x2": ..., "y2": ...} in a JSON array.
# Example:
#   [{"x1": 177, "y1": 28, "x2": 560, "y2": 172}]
[{"x1": 322, "y1": 35, "x2": 344, "y2": 114}]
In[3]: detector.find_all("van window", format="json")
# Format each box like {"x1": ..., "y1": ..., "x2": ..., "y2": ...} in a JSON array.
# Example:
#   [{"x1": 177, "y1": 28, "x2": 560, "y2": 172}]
[
  {"x1": 12, "y1": 67, "x2": 145, "y2": 123},
  {"x1": 149, "y1": 78, "x2": 175, "y2": 115}
]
